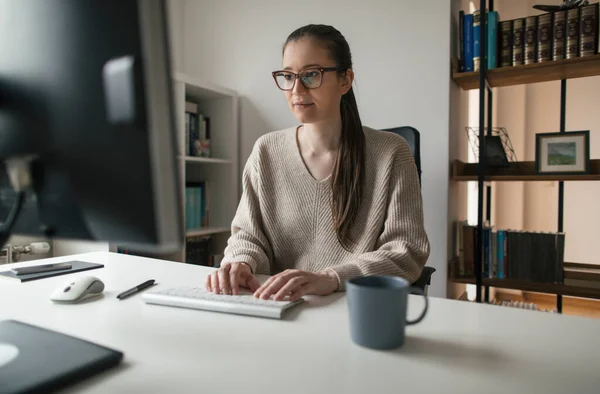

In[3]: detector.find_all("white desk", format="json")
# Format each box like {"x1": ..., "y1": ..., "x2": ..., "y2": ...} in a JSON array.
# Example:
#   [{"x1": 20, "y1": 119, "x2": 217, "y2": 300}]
[{"x1": 1, "y1": 252, "x2": 599, "y2": 394}]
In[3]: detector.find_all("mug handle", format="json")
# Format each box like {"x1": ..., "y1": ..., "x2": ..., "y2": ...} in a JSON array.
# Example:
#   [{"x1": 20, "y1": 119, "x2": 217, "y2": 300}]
[{"x1": 406, "y1": 286, "x2": 428, "y2": 325}]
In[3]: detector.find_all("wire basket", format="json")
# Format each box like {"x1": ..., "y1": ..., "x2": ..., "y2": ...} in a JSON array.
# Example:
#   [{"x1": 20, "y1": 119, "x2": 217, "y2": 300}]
[{"x1": 465, "y1": 127, "x2": 519, "y2": 165}]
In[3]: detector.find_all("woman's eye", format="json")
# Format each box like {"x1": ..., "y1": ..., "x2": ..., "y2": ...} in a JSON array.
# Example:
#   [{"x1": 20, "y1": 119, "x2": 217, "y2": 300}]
[
  {"x1": 304, "y1": 71, "x2": 319, "y2": 78},
  {"x1": 283, "y1": 74, "x2": 294, "y2": 81}
]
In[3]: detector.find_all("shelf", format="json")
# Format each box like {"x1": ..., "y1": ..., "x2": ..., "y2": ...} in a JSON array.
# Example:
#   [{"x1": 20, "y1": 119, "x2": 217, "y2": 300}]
[
  {"x1": 451, "y1": 160, "x2": 600, "y2": 182},
  {"x1": 181, "y1": 156, "x2": 232, "y2": 165},
  {"x1": 564, "y1": 262, "x2": 600, "y2": 282},
  {"x1": 452, "y1": 54, "x2": 600, "y2": 90},
  {"x1": 449, "y1": 276, "x2": 600, "y2": 300},
  {"x1": 186, "y1": 227, "x2": 231, "y2": 238}
]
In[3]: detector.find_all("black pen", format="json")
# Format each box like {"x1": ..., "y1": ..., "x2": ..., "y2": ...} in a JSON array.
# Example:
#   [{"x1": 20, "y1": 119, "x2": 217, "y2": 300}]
[{"x1": 117, "y1": 279, "x2": 155, "y2": 300}]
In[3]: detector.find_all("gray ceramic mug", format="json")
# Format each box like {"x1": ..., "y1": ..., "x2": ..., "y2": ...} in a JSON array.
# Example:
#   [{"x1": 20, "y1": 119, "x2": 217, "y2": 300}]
[{"x1": 346, "y1": 276, "x2": 428, "y2": 350}]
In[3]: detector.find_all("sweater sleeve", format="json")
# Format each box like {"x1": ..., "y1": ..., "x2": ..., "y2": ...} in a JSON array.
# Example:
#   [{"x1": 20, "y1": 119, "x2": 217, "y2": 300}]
[
  {"x1": 221, "y1": 147, "x2": 272, "y2": 275},
  {"x1": 327, "y1": 160, "x2": 430, "y2": 290}
]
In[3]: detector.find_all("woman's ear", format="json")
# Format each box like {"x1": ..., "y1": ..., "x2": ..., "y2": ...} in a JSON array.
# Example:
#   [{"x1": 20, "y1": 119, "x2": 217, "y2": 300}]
[{"x1": 340, "y1": 69, "x2": 354, "y2": 95}]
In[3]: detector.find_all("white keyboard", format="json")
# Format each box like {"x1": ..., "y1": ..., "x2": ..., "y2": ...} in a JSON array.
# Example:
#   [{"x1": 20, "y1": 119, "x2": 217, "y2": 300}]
[{"x1": 142, "y1": 286, "x2": 304, "y2": 319}]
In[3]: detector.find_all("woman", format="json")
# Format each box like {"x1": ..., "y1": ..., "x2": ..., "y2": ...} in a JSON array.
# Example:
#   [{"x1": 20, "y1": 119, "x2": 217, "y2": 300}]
[{"x1": 206, "y1": 24, "x2": 430, "y2": 301}]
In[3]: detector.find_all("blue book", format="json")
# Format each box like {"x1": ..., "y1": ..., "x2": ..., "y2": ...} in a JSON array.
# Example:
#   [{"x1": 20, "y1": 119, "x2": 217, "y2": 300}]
[
  {"x1": 488, "y1": 11, "x2": 499, "y2": 69},
  {"x1": 497, "y1": 230, "x2": 505, "y2": 279},
  {"x1": 185, "y1": 188, "x2": 191, "y2": 230},
  {"x1": 464, "y1": 14, "x2": 474, "y2": 71},
  {"x1": 473, "y1": 10, "x2": 481, "y2": 71},
  {"x1": 195, "y1": 187, "x2": 202, "y2": 229}
]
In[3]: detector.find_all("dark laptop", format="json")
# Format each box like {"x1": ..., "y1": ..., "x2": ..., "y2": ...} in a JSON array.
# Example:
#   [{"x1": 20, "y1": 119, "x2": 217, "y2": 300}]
[{"x1": 0, "y1": 320, "x2": 123, "y2": 394}]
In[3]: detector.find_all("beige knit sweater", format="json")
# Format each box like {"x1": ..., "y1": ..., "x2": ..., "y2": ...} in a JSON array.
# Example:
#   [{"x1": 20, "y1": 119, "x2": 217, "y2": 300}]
[{"x1": 221, "y1": 126, "x2": 430, "y2": 290}]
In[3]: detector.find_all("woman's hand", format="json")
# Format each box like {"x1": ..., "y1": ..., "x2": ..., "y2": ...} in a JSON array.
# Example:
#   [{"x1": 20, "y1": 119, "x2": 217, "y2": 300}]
[
  {"x1": 205, "y1": 262, "x2": 260, "y2": 295},
  {"x1": 253, "y1": 269, "x2": 339, "y2": 301}
]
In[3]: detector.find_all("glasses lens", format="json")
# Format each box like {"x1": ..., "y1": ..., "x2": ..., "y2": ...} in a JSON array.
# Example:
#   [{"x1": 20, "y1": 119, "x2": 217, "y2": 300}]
[
  {"x1": 274, "y1": 72, "x2": 295, "y2": 90},
  {"x1": 299, "y1": 69, "x2": 322, "y2": 89}
]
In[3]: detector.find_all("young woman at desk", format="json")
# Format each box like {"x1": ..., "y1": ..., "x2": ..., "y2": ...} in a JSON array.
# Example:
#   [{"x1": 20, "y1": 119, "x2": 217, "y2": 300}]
[{"x1": 205, "y1": 24, "x2": 430, "y2": 301}]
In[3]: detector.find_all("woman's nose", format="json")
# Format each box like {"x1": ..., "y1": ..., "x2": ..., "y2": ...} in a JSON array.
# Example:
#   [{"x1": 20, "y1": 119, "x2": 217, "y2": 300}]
[{"x1": 292, "y1": 77, "x2": 307, "y2": 94}]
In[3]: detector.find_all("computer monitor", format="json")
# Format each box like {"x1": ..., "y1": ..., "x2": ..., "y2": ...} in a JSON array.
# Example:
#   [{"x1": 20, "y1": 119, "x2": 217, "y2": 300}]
[{"x1": 0, "y1": 0, "x2": 182, "y2": 253}]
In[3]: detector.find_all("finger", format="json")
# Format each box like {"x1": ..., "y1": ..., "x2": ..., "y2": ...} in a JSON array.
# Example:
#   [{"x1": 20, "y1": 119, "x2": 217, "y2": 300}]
[
  {"x1": 230, "y1": 265, "x2": 240, "y2": 295},
  {"x1": 211, "y1": 271, "x2": 220, "y2": 294},
  {"x1": 273, "y1": 277, "x2": 308, "y2": 301},
  {"x1": 205, "y1": 273, "x2": 212, "y2": 292},
  {"x1": 253, "y1": 275, "x2": 276, "y2": 298},
  {"x1": 254, "y1": 270, "x2": 298, "y2": 297},
  {"x1": 246, "y1": 274, "x2": 261, "y2": 292},
  {"x1": 289, "y1": 284, "x2": 311, "y2": 302},
  {"x1": 218, "y1": 265, "x2": 232, "y2": 295},
  {"x1": 258, "y1": 273, "x2": 298, "y2": 300}
]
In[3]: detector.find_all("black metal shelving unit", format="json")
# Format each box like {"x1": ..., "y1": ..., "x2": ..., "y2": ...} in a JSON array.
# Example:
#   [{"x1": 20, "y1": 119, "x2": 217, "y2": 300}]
[{"x1": 473, "y1": 0, "x2": 569, "y2": 312}]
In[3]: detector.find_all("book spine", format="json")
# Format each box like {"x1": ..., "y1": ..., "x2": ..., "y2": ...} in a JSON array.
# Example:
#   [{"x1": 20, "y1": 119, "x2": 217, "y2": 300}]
[
  {"x1": 457, "y1": 221, "x2": 465, "y2": 276},
  {"x1": 500, "y1": 20, "x2": 513, "y2": 67},
  {"x1": 459, "y1": 10, "x2": 465, "y2": 72},
  {"x1": 524, "y1": 16, "x2": 538, "y2": 65},
  {"x1": 487, "y1": 11, "x2": 499, "y2": 69},
  {"x1": 464, "y1": 14, "x2": 474, "y2": 72},
  {"x1": 580, "y1": 3, "x2": 599, "y2": 57},
  {"x1": 473, "y1": 10, "x2": 481, "y2": 72},
  {"x1": 566, "y1": 7, "x2": 580, "y2": 59},
  {"x1": 464, "y1": 225, "x2": 475, "y2": 276},
  {"x1": 513, "y1": 18, "x2": 525, "y2": 66},
  {"x1": 196, "y1": 186, "x2": 202, "y2": 229},
  {"x1": 537, "y1": 13, "x2": 553, "y2": 63},
  {"x1": 491, "y1": 230, "x2": 496, "y2": 278},
  {"x1": 185, "y1": 187, "x2": 191, "y2": 230},
  {"x1": 497, "y1": 230, "x2": 505, "y2": 279},
  {"x1": 483, "y1": 227, "x2": 490, "y2": 278},
  {"x1": 553, "y1": 10, "x2": 567, "y2": 60},
  {"x1": 184, "y1": 113, "x2": 190, "y2": 157}
]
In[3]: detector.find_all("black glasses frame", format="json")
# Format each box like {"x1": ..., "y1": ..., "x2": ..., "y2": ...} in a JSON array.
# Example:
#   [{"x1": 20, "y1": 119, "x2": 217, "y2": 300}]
[{"x1": 271, "y1": 67, "x2": 340, "y2": 91}]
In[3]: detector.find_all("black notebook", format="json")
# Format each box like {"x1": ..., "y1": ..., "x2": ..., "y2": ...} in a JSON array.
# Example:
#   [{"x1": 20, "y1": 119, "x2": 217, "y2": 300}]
[
  {"x1": 0, "y1": 320, "x2": 123, "y2": 394},
  {"x1": 0, "y1": 261, "x2": 103, "y2": 282}
]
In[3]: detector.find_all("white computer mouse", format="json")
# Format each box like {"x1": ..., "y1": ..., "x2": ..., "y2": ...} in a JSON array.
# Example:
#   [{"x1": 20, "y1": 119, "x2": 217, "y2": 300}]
[{"x1": 50, "y1": 275, "x2": 105, "y2": 303}]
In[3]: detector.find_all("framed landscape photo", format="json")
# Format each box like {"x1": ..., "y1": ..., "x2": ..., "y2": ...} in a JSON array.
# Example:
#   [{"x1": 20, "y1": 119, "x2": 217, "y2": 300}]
[{"x1": 535, "y1": 131, "x2": 590, "y2": 175}]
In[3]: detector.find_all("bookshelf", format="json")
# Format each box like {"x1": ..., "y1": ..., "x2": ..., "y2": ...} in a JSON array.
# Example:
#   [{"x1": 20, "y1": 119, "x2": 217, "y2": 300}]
[
  {"x1": 170, "y1": 73, "x2": 239, "y2": 264},
  {"x1": 452, "y1": 159, "x2": 600, "y2": 181},
  {"x1": 452, "y1": 53, "x2": 600, "y2": 90},
  {"x1": 450, "y1": 1, "x2": 600, "y2": 312}
]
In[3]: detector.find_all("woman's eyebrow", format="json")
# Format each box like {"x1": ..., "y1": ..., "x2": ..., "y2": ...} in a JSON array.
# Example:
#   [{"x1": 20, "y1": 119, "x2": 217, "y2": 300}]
[{"x1": 283, "y1": 63, "x2": 323, "y2": 71}]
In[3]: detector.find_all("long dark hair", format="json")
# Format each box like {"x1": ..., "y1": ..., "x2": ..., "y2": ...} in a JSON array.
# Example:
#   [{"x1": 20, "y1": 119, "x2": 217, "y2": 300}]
[{"x1": 284, "y1": 24, "x2": 365, "y2": 247}]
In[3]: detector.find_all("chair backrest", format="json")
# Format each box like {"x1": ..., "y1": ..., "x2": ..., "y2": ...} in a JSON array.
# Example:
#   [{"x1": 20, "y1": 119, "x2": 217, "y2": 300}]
[
  {"x1": 382, "y1": 126, "x2": 422, "y2": 185},
  {"x1": 382, "y1": 126, "x2": 433, "y2": 291}
]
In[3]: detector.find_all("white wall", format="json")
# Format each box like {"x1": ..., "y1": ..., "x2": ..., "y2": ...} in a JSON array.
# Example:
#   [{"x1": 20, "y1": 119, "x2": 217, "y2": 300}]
[{"x1": 176, "y1": 0, "x2": 451, "y2": 297}]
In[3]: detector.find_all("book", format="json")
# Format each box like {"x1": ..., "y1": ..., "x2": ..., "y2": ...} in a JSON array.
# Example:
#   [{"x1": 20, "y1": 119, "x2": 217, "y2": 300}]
[
  {"x1": 524, "y1": 16, "x2": 538, "y2": 64},
  {"x1": 566, "y1": 7, "x2": 580, "y2": 59},
  {"x1": 553, "y1": 10, "x2": 567, "y2": 60},
  {"x1": 500, "y1": 20, "x2": 513, "y2": 67},
  {"x1": 537, "y1": 13, "x2": 553, "y2": 62},
  {"x1": 473, "y1": 10, "x2": 481, "y2": 71},
  {"x1": 487, "y1": 11, "x2": 499, "y2": 69},
  {"x1": 580, "y1": 3, "x2": 599, "y2": 57},
  {"x1": 459, "y1": 10, "x2": 465, "y2": 72},
  {"x1": 464, "y1": 13, "x2": 474, "y2": 72},
  {"x1": 513, "y1": 18, "x2": 525, "y2": 65}
]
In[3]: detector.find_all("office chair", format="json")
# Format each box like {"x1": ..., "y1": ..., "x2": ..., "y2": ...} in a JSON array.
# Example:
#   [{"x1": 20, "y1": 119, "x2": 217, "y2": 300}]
[{"x1": 383, "y1": 126, "x2": 435, "y2": 294}]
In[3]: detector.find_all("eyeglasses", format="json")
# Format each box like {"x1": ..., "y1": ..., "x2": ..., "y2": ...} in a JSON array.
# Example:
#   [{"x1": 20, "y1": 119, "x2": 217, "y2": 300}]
[{"x1": 271, "y1": 67, "x2": 339, "y2": 91}]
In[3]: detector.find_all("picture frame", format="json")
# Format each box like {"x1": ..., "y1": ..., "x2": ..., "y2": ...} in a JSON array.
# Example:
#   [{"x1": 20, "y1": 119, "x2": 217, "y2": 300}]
[{"x1": 535, "y1": 130, "x2": 590, "y2": 175}]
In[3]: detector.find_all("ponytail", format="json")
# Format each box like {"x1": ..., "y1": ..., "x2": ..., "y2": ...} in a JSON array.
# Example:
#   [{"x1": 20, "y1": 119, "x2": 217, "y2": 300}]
[{"x1": 332, "y1": 86, "x2": 365, "y2": 247}]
